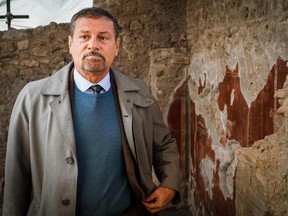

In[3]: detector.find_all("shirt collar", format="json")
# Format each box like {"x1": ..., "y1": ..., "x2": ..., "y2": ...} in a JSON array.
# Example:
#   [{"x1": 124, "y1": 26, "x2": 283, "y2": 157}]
[{"x1": 73, "y1": 68, "x2": 111, "y2": 93}]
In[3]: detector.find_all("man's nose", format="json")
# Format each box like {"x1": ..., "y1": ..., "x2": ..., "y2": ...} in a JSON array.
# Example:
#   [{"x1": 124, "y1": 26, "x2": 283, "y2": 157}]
[{"x1": 88, "y1": 37, "x2": 100, "y2": 50}]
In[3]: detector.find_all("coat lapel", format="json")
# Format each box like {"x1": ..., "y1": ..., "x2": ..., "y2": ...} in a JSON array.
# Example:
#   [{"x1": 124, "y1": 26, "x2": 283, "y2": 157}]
[
  {"x1": 111, "y1": 70, "x2": 140, "y2": 160},
  {"x1": 116, "y1": 90, "x2": 136, "y2": 158},
  {"x1": 50, "y1": 95, "x2": 76, "y2": 155},
  {"x1": 42, "y1": 63, "x2": 77, "y2": 155}
]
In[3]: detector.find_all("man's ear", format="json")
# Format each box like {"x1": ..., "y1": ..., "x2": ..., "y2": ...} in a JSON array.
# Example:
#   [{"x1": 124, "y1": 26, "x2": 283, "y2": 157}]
[
  {"x1": 68, "y1": 35, "x2": 72, "y2": 54},
  {"x1": 115, "y1": 37, "x2": 121, "y2": 56}
]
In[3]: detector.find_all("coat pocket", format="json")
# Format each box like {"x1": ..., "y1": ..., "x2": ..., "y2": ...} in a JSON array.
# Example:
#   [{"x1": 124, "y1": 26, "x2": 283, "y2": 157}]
[{"x1": 133, "y1": 96, "x2": 154, "y2": 108}]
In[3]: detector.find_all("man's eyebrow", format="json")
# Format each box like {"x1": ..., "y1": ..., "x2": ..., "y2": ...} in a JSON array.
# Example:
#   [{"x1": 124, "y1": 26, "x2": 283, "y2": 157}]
[
  {"x1": 98, "y1": 31, "x2": 112, "y2": 35},
  {"x1": 78, "y1": 30, "x2": 90, "y2": 34},
  {"x1": 77, "y1": 30, "x2": 112, "y2": 36}
]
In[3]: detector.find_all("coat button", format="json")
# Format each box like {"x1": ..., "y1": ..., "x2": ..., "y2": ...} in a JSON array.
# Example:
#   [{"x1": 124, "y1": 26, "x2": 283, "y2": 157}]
[
  {"x1": 62, "y1": 199, "x2": 70, "y2": 206},
  {"x1": 66, "y1": 157, "x2": 74, "y2": 164}
]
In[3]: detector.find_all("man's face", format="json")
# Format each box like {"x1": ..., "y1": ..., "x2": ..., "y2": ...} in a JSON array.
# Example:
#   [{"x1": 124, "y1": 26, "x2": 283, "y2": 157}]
[{"x1": 68, "y1": 17, "x2": 120, "y2": 78}]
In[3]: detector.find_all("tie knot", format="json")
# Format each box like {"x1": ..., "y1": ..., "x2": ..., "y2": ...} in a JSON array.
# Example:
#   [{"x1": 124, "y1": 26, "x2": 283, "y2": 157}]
[{"x1": 90, "y1": 84, "x2": 103, "y2": 94}]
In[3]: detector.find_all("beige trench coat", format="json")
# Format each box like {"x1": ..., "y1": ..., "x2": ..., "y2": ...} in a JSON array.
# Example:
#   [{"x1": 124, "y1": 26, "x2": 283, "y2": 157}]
[{"x1": 3, "y1": 62, "x2": 180, "y2": 216}]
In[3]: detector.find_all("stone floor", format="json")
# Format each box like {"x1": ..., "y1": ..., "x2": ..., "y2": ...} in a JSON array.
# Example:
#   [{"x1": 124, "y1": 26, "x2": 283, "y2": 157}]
[{"x1": 159, "y1": 206, "x2": 192, "y2": 216}]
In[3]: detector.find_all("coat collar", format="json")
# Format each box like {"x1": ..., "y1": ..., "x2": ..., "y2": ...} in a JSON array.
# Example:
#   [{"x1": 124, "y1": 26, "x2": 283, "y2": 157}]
[
  {"x1": 41, "y1": 62, "x2": 141, "y2": 95},
  {"x1": 110, "y1": 68, "x2": 141, "y2": 93},
  {"x1": 41, "y1": 62, "x2": 73, "y2": 96}
]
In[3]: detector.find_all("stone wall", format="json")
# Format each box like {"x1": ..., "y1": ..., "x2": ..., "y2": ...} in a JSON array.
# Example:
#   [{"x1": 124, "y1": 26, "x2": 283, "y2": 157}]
[
  {"x1": 96, "y1": 0, "x2": 187, "y2": 83},
  {"x1": 235, "y1": 81, "x2": 288, "y2": 215},
  {"x1": 235, "y1": 124, "x2": 288, "y2": 215}
]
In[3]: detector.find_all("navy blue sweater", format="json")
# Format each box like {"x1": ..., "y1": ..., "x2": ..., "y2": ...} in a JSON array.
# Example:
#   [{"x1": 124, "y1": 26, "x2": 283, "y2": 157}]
[{"x1": 73, "y1": 86, "x2": 131, "y2": 216}]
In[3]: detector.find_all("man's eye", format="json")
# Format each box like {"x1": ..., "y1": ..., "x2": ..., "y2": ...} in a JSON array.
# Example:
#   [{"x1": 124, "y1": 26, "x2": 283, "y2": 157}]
[
  {"x1": 80, "y1": 35, "x2": 88, "y2": 40},
  {"x1": 98, "y1": 36, "x2": 108, "y2": 41}
]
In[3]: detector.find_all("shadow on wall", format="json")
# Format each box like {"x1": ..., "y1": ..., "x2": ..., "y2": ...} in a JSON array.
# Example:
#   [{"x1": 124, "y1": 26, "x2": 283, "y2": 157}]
[{"x1": 167, "y1": 57, "x2": 288, "y2": 216}]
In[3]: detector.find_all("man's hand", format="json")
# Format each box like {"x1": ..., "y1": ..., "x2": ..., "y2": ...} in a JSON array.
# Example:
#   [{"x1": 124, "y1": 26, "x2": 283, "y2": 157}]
[{"x1": 142, "y1": 186, "x2": 176, "y2": 214}]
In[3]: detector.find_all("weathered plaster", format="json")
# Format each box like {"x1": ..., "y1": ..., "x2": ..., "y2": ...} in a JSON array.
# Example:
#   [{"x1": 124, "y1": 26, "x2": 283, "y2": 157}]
[
  {"x1": 200, "y1": 156, "x2": 216, "y2": 199},
  {"x1": 215, "y1": 140, "x2": 239, "y2": 199}
]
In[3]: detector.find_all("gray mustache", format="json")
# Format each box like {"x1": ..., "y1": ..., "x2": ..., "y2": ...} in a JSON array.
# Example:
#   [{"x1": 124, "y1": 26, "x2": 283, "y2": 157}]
[{"x1": 84, "y1": 51, "x2": 105, "y2": 61}]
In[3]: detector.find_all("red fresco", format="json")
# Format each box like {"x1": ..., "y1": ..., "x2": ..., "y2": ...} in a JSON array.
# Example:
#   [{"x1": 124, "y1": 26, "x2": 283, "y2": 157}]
[
  {"x1": 167, "y1": 57, "x2": 288, "y2": 215},
  {"x1": 249, "y1": 58, "x2": 288, "y2": 145},
  {"x1": 218, "y1": 64, "x2": 250, "y2": 147},
  {"x1": 168, "y1": 79, "x2": 233, "y2": 215}
]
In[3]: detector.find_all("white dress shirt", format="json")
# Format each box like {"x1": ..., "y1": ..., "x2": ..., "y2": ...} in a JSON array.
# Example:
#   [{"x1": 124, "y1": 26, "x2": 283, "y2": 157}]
[{"x1": 73, "y1": 69, "x2": 111, "y2": 94}]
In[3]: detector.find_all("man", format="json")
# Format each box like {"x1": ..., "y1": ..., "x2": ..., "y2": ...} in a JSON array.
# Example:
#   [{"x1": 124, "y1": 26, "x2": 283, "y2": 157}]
[{"x1": 3, "y1": 7, "x2": 180, "y2": 216}]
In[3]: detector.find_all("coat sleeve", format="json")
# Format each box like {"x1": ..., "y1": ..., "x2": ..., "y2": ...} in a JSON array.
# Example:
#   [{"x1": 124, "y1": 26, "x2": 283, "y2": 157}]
[
  {"x1": 131, "y1": 79, "x2": 181, "y2": 203},
  {"x1": 3, "y1": 86, "x2": 32, "y2": 215},
  {"x1": 150, "y1": 97, "x2": 181, "y2": 203}
]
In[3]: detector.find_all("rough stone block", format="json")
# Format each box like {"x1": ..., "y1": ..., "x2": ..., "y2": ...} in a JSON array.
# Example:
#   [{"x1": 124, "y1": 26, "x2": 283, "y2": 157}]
[
  {"x1": 17, "y1": 40, "x2": 29, "y2": 51},
  {"x1": 171, "y1": 57, "x2": 190, "y2": 65},
  {"x1": 20, "y1": 60, "x2": 39, "y2": 67},
  {"x1": 0, "y1": 43, "x2": 8, "y2": 53}
]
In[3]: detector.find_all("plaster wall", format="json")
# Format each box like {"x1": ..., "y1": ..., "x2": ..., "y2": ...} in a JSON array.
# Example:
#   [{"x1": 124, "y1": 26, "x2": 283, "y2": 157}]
[{"x1": 183, "y1": 0, "x2": 288, "y2": 215}]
